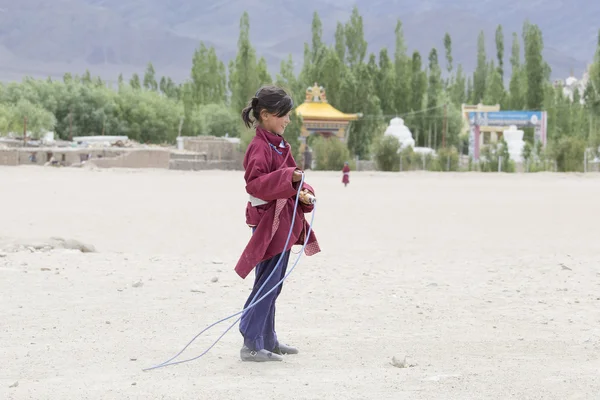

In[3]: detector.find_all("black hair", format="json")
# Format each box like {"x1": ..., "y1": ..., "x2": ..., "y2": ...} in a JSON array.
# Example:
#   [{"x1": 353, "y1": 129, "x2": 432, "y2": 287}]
[{"x1": 241, "y1": 85, "x2": 294, "y2": 128}]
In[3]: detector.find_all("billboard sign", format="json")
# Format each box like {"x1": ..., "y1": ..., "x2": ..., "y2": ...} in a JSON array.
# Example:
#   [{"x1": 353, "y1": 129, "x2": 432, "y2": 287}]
[{"x1": 467, "y1": 110, "x2": 548, "y2": 161}]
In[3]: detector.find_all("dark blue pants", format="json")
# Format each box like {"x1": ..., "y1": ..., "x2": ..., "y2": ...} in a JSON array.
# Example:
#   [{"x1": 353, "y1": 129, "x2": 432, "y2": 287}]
[{"x1": 239, "y1": 250, "x2": 290, "y2": 351}]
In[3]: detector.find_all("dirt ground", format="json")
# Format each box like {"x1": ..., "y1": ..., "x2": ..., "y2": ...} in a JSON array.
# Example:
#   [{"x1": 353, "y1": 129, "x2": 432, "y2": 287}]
[{"x1": 1, "y1": 166, "x2": 599, "y2": 399}]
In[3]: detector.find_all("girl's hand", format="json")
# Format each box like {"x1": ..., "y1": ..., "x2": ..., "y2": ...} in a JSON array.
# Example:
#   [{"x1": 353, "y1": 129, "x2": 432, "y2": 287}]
[
  {"x1": 292, "y1": 169, "x2": 303, "y2": 182},
  {"x1": 299, "y1": 189, "x2": 314, "y2": 205}
]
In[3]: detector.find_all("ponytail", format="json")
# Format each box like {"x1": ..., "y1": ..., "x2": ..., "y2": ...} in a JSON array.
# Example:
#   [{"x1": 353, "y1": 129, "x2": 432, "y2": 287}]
[{"x1": 241, "y1": 97, "x2": 260, "y2": 128}]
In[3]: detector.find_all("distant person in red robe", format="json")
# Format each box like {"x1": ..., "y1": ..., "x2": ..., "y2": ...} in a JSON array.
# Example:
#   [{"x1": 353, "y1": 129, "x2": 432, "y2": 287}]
[
  {"x1": 342, "y1": 162, "x2": 350, "y2": 187},
  {"x1": 235, "y1": 85, "x2": 320, "y2": 363}
]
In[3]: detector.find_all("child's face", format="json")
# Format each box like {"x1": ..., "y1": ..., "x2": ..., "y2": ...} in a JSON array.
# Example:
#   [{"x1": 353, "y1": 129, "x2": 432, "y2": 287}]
[{"x1": 261, "y1": 111, "x2": 291, "y2": 135}]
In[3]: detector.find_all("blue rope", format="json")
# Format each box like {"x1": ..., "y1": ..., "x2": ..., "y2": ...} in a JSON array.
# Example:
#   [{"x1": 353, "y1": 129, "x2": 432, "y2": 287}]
[{"x1": 143, "y1": 173, "x2": 314, "y2": 371}]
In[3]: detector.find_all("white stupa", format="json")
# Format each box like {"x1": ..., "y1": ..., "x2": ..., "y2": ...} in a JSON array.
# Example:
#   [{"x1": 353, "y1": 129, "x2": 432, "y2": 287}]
[
  {"x1": 384, "y1": 117, "x2": 415, "y2": 149},
  {"x1": 502, "y1": 125, "x2": 526, "y2": 163}
]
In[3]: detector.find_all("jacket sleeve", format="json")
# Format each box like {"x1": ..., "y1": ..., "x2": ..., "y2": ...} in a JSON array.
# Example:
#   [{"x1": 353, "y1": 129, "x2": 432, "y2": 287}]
[{"x1": 245, "y1": 143, "x2": 298, "y2": 201}]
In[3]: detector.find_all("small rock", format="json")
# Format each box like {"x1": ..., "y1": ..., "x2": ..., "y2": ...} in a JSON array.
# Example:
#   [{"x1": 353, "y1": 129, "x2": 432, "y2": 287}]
[
  {"x1": 427, "y1": 283, "x2": 438, "y2": 287},
  {"x1": 391, "y1": 355, "x2": 416, "y2": 368},
  {"x1": 211, "y1": 277, "x2": 219, "y2": 283},
  {"x1": 132, "y1": 280, "x2": 144, "y2": 288},
  {"x1": 40, "y1": 268, "x2": 51, "y2": 272},
  {"x1": 212, "y1": 259, "x2": 223, "y2": 265},
  {"x1": 131, "y1": 382, "x2": 136, "y2": 386},
  {"x1": 9, "y1": 381, "x2": 18, "y2": 388},
  {"x1": 0, "y1": 252, "x2": 6, "y2": 258},
  {"x1": 190, "y1": 289, "x2": 205, "y2": 293},
  {"x1": 391, "y1": 355, "x2": 406, "y2": 368},
  {"x1": 105, "y1": 321, "x2": 111, "y2": 325},
  {"x1": 130, "y1": 358, "x2": 137, "y2": 362},
  {"x1": 560, "y1": 263, "x2": 572, "y2": 271},
  {"x1": 422, "y1": 374, "x2": 460, "y2": 382}
]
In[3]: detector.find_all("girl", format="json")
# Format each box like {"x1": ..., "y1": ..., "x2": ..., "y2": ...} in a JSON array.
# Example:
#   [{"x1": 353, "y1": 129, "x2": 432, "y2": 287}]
[
  {"x1": 342, "y1": 161, "x2": 350, "y2": 187},
  {"x1": 235, "y1": 86, "x2": 320, "y2": 362}
]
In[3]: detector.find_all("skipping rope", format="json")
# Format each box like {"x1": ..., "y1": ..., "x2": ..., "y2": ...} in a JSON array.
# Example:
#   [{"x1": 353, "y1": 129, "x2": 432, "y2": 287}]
[{"x1": 143, "y1": 173, "x2": 315, "y2": 371}]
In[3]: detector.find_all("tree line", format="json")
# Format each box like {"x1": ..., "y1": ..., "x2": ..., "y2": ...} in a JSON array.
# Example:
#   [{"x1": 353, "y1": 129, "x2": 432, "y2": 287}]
[{"x1": 1, "y1": 7, "x2": 600, "y2": 171}]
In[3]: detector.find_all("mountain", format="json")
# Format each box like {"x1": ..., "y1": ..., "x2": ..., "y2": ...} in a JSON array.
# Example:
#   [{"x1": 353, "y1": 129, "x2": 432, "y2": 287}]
[{"x1": 0, "y1": 0, "x2": 597, "y2": 83}]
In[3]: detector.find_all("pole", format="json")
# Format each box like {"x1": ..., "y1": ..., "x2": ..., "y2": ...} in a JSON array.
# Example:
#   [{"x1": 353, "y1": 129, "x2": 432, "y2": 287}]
[
  {"x1": 178, "y1": 117, "x2": 184, "y2": 137},
  {"x1": 69, "y1": 110, "x2": 73, "y2": 141},
  {"x1": 23, "y1": 116, "x2": 27, "y2": 146},
  {"x1": 443, "y1": 103, "x2": 447, "y2": 148},
  {"x1": 498, "y1": 156, "x2": 502, "y2": 172},
  {"x1": 584, "y1": 149, "x2": 587, "y2": 173}
]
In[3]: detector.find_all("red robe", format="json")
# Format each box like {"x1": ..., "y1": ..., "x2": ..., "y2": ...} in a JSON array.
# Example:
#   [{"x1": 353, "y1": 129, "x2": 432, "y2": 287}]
[
  {"x1": 342, "y1": 165, "x2": 350, "y2": 184},
  {"x1": 234, "y1": 127, "x2": 320, "y2": 279}
]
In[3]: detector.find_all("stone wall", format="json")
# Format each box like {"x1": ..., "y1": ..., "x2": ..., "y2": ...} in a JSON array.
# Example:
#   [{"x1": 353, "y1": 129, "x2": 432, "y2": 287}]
[
  {"x1": 169, "y1": 136, "x2": 244, "y2": 171},
  {"x1": 0, "y1": 149, "x2": 18, "y2": 166},
  {"x1": 0, "y1": 147, "x2": 170, "y2": 169},
  {"x1": 181, "y1": 136, "x2": 243, "y2": 163},
  {"x1": 88, "y1": 149, "x2": 170, "y2": 169}
]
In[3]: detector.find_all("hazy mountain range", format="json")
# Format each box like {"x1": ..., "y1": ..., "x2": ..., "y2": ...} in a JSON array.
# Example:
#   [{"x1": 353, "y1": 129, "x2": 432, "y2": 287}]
[{"x1": 0, "y1": 0, "x2": 597, "y2": 84}]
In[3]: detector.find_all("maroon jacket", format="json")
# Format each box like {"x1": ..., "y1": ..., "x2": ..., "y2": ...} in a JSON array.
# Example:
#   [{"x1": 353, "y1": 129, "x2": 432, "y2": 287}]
[{"x1": 234, "y1": 127, "x2": 320, "y2": 279}]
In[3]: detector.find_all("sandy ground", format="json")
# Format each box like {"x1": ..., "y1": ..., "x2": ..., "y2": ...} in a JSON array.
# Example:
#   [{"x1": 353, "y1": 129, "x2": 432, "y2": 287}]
[{"x1": 1, "y1": 166, "x2": 599, "y2": 400}]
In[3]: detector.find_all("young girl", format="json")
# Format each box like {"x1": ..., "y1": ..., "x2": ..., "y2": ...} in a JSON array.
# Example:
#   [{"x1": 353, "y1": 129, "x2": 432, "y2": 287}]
[
  {"x1": 342, "y1": 161, "x2": 350, "y2": 187},
  {"x1": 235, "y1": 85, "x2": 320, "y2": 362}
]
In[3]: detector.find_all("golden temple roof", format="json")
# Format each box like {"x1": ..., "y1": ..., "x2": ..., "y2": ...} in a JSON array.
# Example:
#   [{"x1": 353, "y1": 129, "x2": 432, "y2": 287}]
[{"x1": 295, "y1": 83, "x2": 359, "y2": 122}]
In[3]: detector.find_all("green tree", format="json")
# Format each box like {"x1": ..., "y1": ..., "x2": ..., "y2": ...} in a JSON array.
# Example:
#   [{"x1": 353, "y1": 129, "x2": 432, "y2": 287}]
[
  {"x1": 257, "y1": 57, "x2": 272, "y2": 86},
  {"x1": 523, "y1": 21, "x2": 546, "y2": 110},
  {"x1": 283, "y1": 113, "x2": 302, "y2": 162},
  {"x1": 143, "y1": 63, "x2": 158, "y2": 91},
  {"x1": 311, "y1": 11, "x2": 324, "y2": 64},
  {"x1": 473, "y1": 31, "x2": 487, "y2": 103},
  {"x1": 334, "y1": 22, "x2": 346, "y2": 62},
  {"x1": 451, "y1": 64, "x2": 467, "y2": 105},
  {"x1": 344, "y1": 6, "x2": 367, "y2": 67},
  {"x1": 394, "y1": 20, "x2": 411, "y2": 114},
  {"x1": 198, "y1": 103, "x2": 239, "y2": 137},
  {"x1": 444, "y1": 33, "x2": 453, "y2": 76},
  {"x1": 191, "y1": 43, "x2": 227, "y2": 105},
  {"x1": 12, "y1": 99, "x2": 57, "y2": 137},
  {"x1": 377, "y1": 48, "x2": 396, "y2": 115},
  {"x1": 484, "y1": 61, "x2": 505, "y2": 106},
  {"x1": 230, "y1": 12, "x2": 259, "y2": 113},
  {"x1": 509, "y1": 32, "x2": 525, "y2": 109},
  {"x1": 130, "y1": 74, "x2": 141, "y2": 90},
  {"x1": 409, "y1": 51, "x2": 427, "y2": 143},
  {"x1": 311, "y1": 135, "x2": 351, "y2": 170},
  {"x1": 495, "y1": 25, "x2": 505, "y2": 83},
  {"x1": 374, "y1": 135, "x2": 401, "y2": 171},
  {"x1": 275, "y1": 54, "x2": 303, "y2": 106},
  {"x1": 585, "y1": 30, "x2": 600, "y2": 116},
  {"x1": 427, "y1": 48, "x2": 443, "y2": 148}
]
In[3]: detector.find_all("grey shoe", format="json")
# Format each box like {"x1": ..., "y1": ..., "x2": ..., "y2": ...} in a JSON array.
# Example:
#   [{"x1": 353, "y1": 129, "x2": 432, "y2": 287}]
[
  {"x1": 273, "y1": 343, "x2": 299, "y2": 355},
  {"x1": 240, "y1": 346, "x2": 283, "y2": 362}
]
